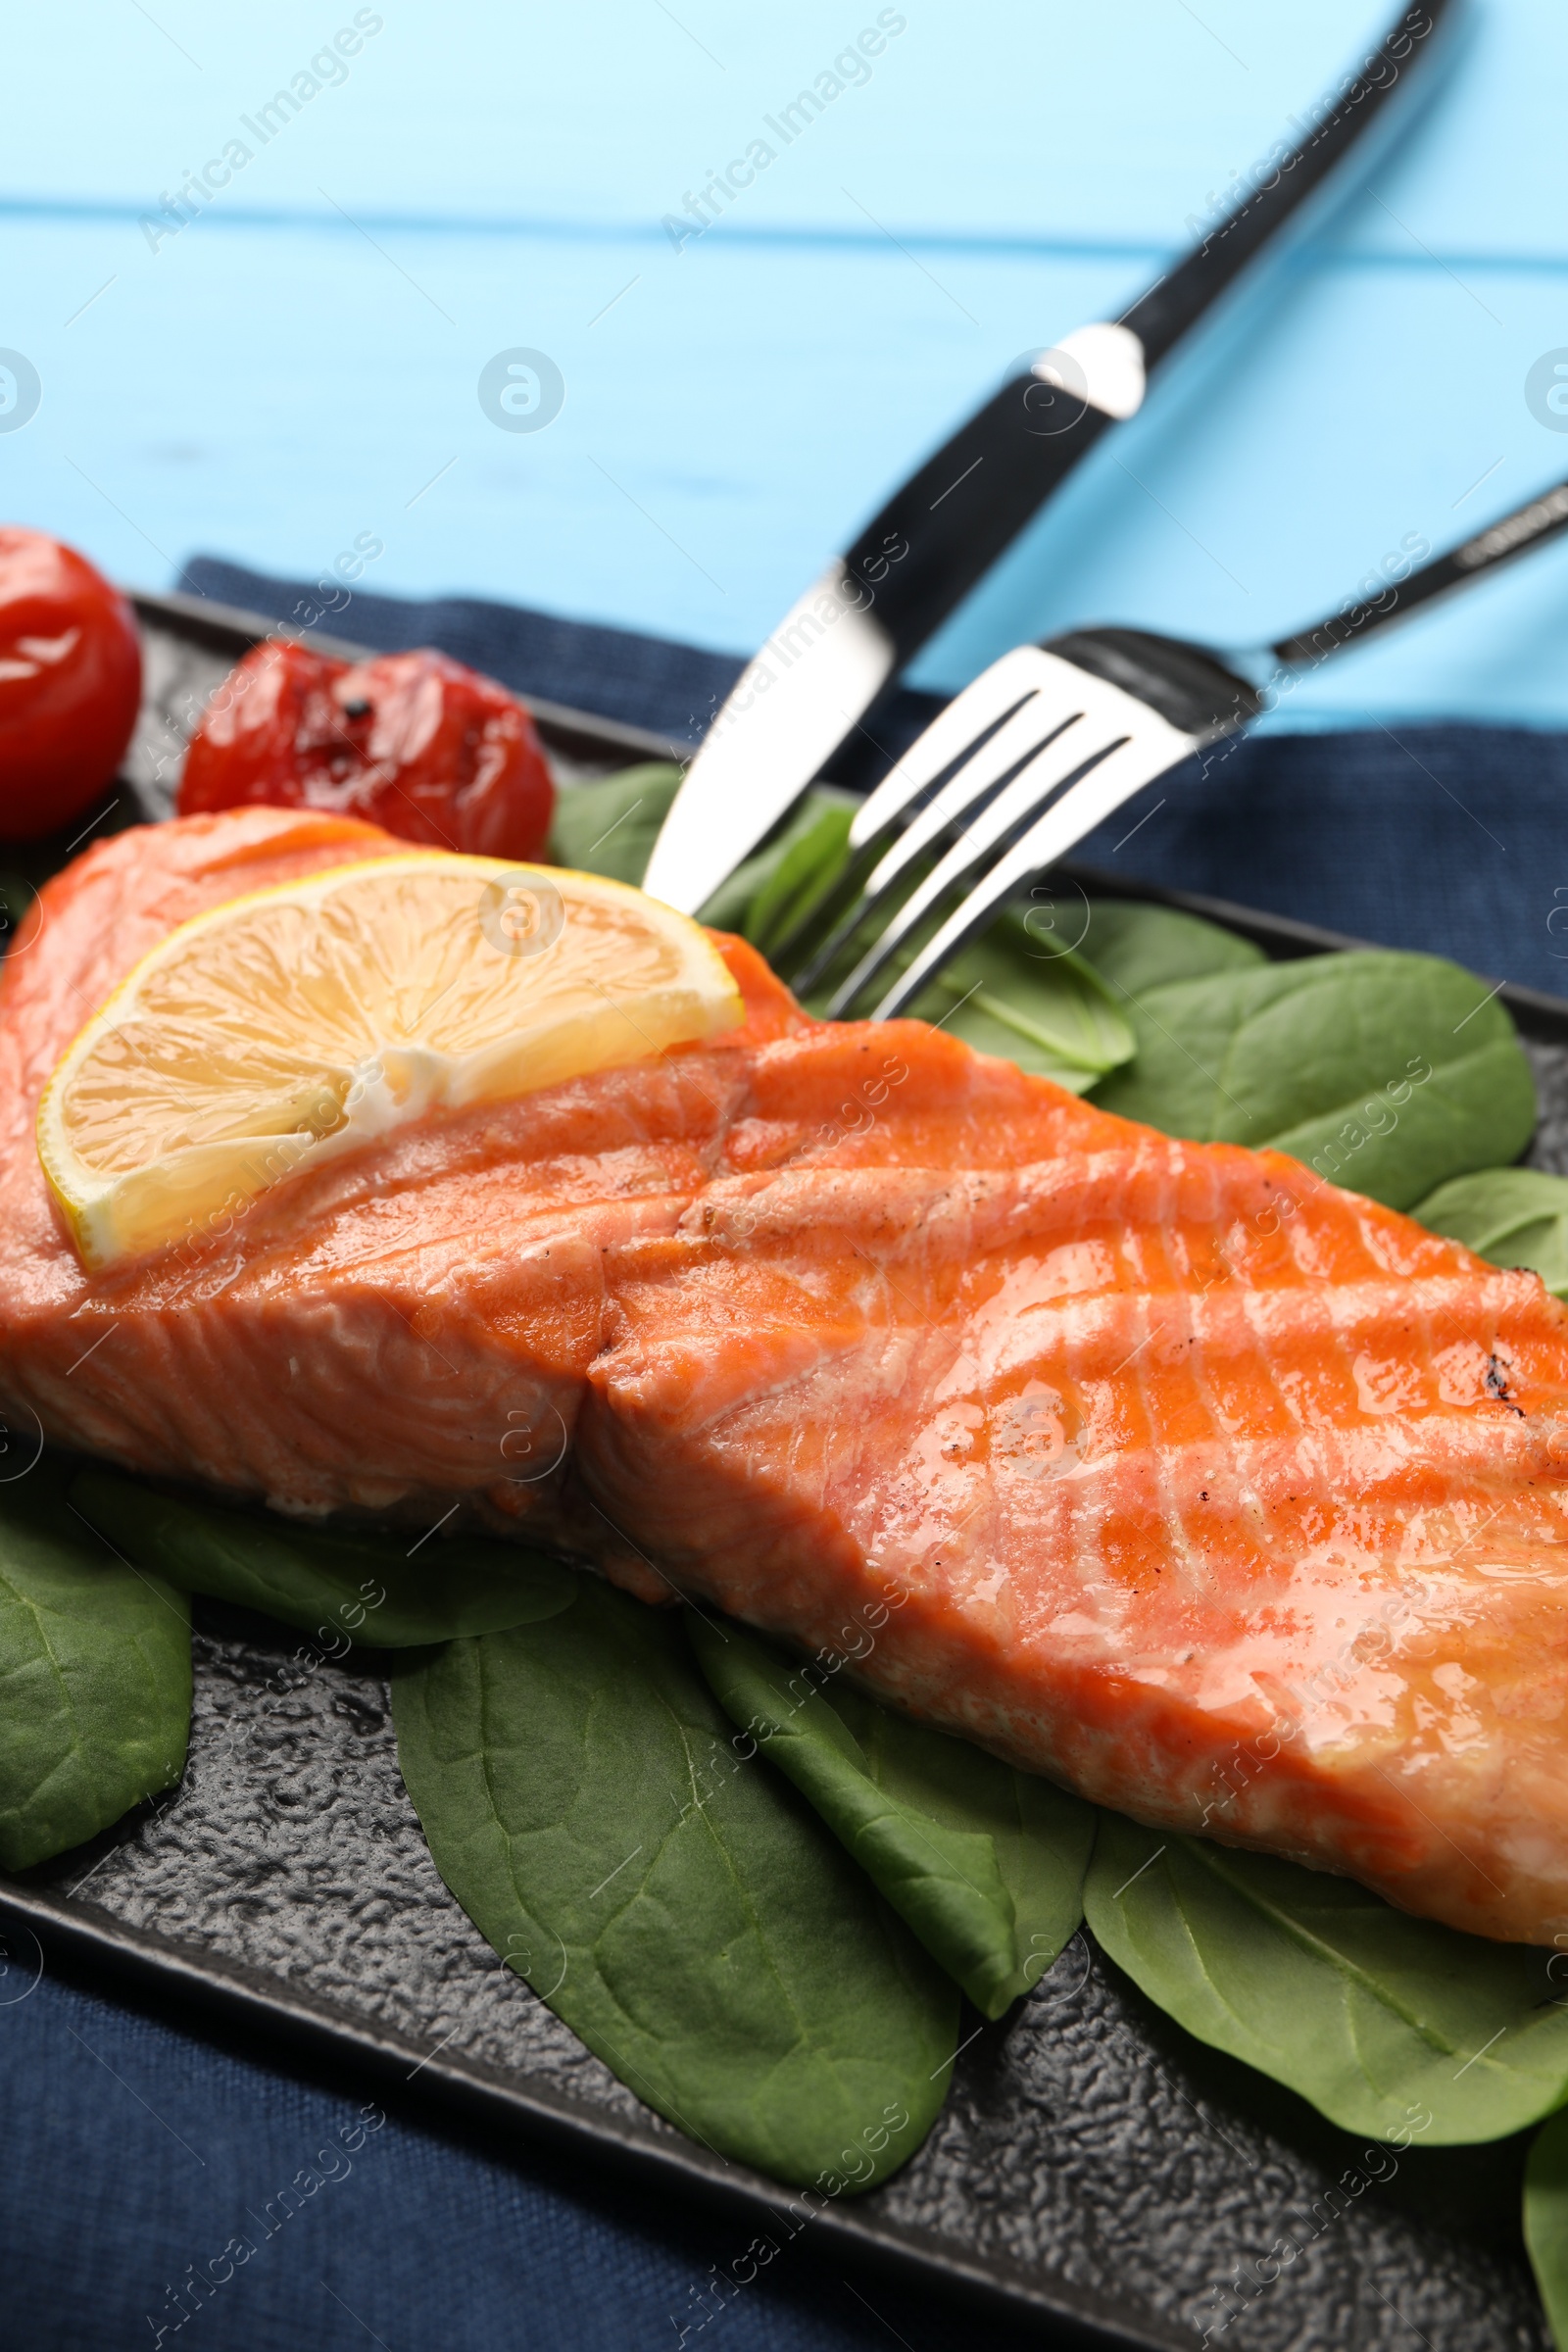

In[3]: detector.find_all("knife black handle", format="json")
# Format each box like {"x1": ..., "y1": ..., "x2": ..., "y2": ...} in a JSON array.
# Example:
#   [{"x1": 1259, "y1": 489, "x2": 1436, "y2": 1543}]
[
  {"x1": 1123, "y1": 2, "x2": 1456, "y2": 369},
  {"x1": 845, "y1": 0, "x2": 1458, "y2": 670},
  {"x1": 843, "y1": 383, "x2": 1116, "y2": 662},
  {"x1": 1273, "y1": 475, "x2": 1568, "y2": 670}
]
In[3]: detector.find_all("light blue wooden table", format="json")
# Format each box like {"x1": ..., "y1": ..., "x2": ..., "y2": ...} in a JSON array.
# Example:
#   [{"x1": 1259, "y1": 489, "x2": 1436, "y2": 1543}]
[{"x1": 3, "y1": 0, "x2": 1565, "y2": 730}]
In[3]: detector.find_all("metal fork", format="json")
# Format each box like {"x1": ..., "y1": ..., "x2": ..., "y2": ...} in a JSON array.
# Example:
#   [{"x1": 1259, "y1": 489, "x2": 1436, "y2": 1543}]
[{"x1": 781, "y1": 470, "x2": 1568, "y2": 1019}]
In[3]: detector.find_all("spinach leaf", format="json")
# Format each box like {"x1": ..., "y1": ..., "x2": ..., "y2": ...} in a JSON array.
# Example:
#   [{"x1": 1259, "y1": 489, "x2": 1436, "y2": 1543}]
[
  {"x1": 0, "y1": 1457, "x2": 190, "y2": 1870},
  {"x1": 1414, "y1": 1167, "x2": 1568, "y2": 1298},
  {"x1": 1085, "y1": 1815, "x2": 1568, "y2": 2143},
  {"x1": 718, "y1": 789, "x2": 855, "y2": 947},
  {"x1": 788, "y1": 900, "x2": 1135, "y2": 1091},
  {"x1": 71, "y1": 1468, "x2": 576, "y2": 1646},
  {"x1": 689, "y1": 1614, "x2": 1016, "y2": 2016},
  {"x1": 894, "y1": 917, "x2": 1134, "y2": 1092},
  {"x1": 688, "y1": 1613, "x2": 1093, "y2": 2016},
  {"x1": 551, "y1": 768, "x2": 856, "y2": 948},
  {"x1": 1525, "y1": 2107, "x2": 1568, "y2": 2349},
  {"x1": 1091, "y1": 951, "x2": 1535, "y2": 1210},
  {"x1": 1077, "y1": 896, "x2": 1265, "y2": 994},
  {"x1": 826, "y1": 1686, "x2": 1095, "y2": 1994},
  {"x1": 549, "y1": 763, "x2": 682, "y2": 889},
  {"x1": 392, "y1": 1578, "x2": 958, "y2": 2188}
]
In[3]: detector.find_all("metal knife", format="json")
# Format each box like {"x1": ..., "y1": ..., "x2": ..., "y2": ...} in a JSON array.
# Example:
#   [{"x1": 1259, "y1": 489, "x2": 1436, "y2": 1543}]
[{"x1": 644, "y1": 0, "x2": 1462, "y2": 915}]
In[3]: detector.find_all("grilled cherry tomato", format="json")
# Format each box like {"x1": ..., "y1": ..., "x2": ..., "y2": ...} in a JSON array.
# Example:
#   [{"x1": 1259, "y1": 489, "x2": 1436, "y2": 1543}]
[
  {"x1": 178, "y1": 640, "x2": 555, "y2": 860},
  {"x1": 0, "y1": 529, "x2": 142, "y2": 842}
]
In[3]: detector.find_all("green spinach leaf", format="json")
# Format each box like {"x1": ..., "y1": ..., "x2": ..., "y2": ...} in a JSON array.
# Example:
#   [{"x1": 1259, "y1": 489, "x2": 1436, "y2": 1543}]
[
  {"x1": 787, "y1": 900, "x2": 1135, "y2": 1090},
  {"x1": 1077, "y1": 896, "x2": 1266, "y2": 994},
  {"x1": 551, "y1": 764, "x2": 850, "y2": 938},
  {"x1": 894, "y1": 917, "x2": 1134, "y2": 1091},
  {"x1": 720, "y1": 789, "x2": 856, "y2": 947},
  {"x1": 71, "y1": 1468, "x2": 576, "y2": 1646},
  {"x1": 0, "y1": 1457, "x2": 190, "y2": 1869},
  {"x1": 549, "y1": 763, "x2": 682, "y2": 889},
  {"x1": 1414, "y1": 1167, "x2": 1568, "y2": 1298},
  {"x1": 689, "y1": 1615, "x2": 1014, "y2": 2015},
  {"x1": 392, "y1": 1578, "x2": 958, "y2": 2188},
  {"x1": 826, "y1": 1686, "x2": 1095, "y2": 1994},
  {"x1": 1085, "y1": 1815, "x2": 1568, "y2": 2143},
  {"x1": 688, "y1": 1612, "x2": 1093, "y2": 2016},
  {"x1": 1090, "y1": 950, "x2": 1535, "y2": 1209},
  {"x1": 1525, "y1": 2107, "x2": 1568, "y2": 2349}
]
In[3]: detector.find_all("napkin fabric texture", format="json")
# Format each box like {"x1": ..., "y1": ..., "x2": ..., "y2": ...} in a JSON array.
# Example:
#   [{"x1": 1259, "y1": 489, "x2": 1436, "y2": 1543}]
[{"x1": 4, "y1": 561, "x2": 1565, "y2": 2352}]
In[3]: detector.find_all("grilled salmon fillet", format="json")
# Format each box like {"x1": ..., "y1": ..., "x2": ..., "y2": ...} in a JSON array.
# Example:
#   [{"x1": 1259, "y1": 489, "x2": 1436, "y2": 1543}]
[{"x1": 5, "y1": 808, "x2": 1568, "y2": 1945}]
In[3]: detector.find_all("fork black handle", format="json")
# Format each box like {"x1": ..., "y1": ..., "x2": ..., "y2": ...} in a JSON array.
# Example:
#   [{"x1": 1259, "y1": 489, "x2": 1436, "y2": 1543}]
[
  {"x1": 843, "y1": 0, "x2": 1458, "y2": 666},
  {"x1": 1272, "y1": 474, "x2": 1568, "y2": 670}
]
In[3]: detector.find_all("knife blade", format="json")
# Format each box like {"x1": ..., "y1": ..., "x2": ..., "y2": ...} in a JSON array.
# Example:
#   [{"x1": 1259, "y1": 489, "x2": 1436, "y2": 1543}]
[{"x1": 644, "y1": 0, "x2": 1462, "y2": 916}]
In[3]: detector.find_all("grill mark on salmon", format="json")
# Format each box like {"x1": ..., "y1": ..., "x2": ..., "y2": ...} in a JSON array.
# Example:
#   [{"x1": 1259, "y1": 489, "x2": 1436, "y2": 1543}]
[{"x1": 4, "y1": 810, "x2": 1568, "y2": 1942}]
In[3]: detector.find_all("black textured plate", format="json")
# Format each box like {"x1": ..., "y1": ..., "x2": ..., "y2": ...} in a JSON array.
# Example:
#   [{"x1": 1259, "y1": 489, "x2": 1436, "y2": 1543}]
[{"x1": 3, "y1": 592, "x2": 1564, "y2": 2351}]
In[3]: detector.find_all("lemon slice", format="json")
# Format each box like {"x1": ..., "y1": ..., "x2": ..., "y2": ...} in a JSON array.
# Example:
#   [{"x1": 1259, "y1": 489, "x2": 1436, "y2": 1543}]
[{"x1": 38, "y1": 853, "x2": 743, "y2": 1270}]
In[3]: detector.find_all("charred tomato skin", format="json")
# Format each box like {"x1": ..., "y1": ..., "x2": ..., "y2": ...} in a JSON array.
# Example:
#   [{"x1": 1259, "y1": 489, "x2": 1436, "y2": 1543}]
[
  {"x1": 178, "y1": 639, "x2": 555, "y2": 860},
  {"x1": 0, "y1": 528, "x2": 143, "y2": 843}
]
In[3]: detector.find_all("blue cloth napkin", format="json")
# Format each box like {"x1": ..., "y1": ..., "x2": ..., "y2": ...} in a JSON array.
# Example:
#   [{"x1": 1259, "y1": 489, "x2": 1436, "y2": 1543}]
[
  {"x1": 179, "y1": 557, "x2": 1568, "y2": 1004},
  {"x1": 5, "y1": 1942, "x2": 1021, "y2": 2352},
  {"x1": 9, "y1": 560, "x2": 1565, "y2": 2352}
]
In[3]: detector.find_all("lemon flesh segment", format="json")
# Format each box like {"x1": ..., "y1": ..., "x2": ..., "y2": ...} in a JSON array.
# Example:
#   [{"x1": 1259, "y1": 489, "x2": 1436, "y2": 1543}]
[{"x1": 37, "y1": 854, "x2": 745, "y2": 1271}]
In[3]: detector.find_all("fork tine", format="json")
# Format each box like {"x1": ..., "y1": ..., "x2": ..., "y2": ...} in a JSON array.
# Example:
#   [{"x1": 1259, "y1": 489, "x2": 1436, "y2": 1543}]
[
  {"x1": 810, "y1": 651, "x2": 1142, "y2": 1005},
  {"x1": 827, "y1": 654, "x2": 1181, "y2": 1017},
  {"x1": 852, "y1": 647, "x2": 1184, "y2": 926},
  {"x1": 869, "y1": 725, "x2": 1195, "y2": 1021},
  {"x1": 822, "y1": 716, "x2": 1129, "y2": 1019},
  {"x1": 845, "y1": 645, "x2": 1053, "y2": 854},
  {"x1": 769, "y1": 835, "x2": 886, "y2": 989},
  {"x1": 788, "y1": 716, "x2": 1069, "y2": 997},
  {"x1": 780, "y1": 654, "x2": 1065, "y2": 993},
  {"x1": 858, "y1": 691, "x2": 1084, "y2": 907}
]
